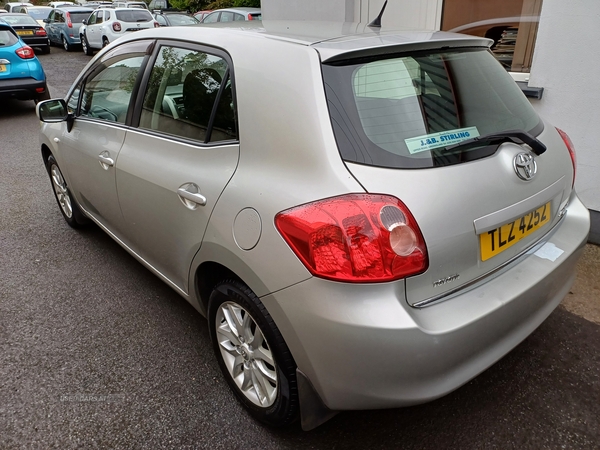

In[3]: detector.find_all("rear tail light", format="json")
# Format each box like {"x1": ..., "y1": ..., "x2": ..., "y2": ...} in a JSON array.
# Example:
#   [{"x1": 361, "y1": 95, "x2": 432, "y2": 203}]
[
  {"x1": 556, "y1": 128, "x2": 576, "y2": 186},
  {"x1": 154, "y1": 21, "x2": 160, "y2": 27},
  {"x1": 247, "y1": 13, "x2": 253, "y2": 20},
  {"x1": 275, "y1": 194, "x2": 428, "y2": 283},
  {"x1": 16, "y1": 46, "x2": 35, "y2": 59},
  {"x1": 112, "y1": 21, "x2": 122, "y2": 32},
  {"x1": 66, "y1": 11, "x2": 73, "y2": 28},
  {"x1": 35, "y1": 28, "x2": 47, "y2": 36}
]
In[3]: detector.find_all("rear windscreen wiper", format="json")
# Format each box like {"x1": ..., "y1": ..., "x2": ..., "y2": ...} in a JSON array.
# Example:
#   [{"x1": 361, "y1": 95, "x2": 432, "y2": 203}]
[{"x1": 442, "y1": 130, "x2": 547, "y2": 155}]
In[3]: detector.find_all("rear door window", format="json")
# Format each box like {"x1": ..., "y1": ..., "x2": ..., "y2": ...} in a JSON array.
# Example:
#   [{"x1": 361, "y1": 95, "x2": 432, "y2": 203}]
[
  {"x1": 138, "y1": 45, "x2": 236, "y2": 143},
  {"x1": 323, "y1": 49, "x2": 542, "y2": 169}
]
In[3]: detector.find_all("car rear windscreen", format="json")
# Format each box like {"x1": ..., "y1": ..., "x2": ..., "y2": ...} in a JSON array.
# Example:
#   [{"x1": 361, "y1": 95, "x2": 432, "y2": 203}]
[
  {"x1": 0, "y1": 29, "x2": 19, "y2": 45},
  {"x1": 69, "y1": 12, "x2": 92, "y2": 23},
  {"x1": 115, "y1": 9, "x2": 152, "y2": 21},
  {"x1": 322, "y1": 48, "x2": 542, "y2": 169}
]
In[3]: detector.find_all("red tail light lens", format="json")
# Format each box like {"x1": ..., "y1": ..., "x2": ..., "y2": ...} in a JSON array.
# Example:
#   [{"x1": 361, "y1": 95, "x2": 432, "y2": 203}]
[
  {"x1": 154, "y1": 21, "x2": 160, "y2": 28},
  {"x1": 275, "y1": 194, "x2": 428, "y2": 282},
  {"x1": 16, "y1": 46, "x2": 35, "y2": 59},
  {"x1": 556, "y1": 128, "x2": 576, "y2": 186},
  {"x1": 247, "y1": 14, "x2": 253, "y2": 20},
  {"x1": 35, "y1": 28, "x2": 47, "y2": 36},
  {"x1": 112, "y1": 21, "x2": 122, "y2": 32},
  {"x1": 66, "y1": 11, "x2": 73, "y2": 28}
]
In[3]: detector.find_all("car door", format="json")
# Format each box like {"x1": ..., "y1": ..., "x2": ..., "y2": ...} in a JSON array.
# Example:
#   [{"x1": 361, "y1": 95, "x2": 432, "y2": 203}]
[
  {"x1": 116, "y1": 43, "x2": 239, "y2": 292},
  {"x1": 85, "y1": 10, "x2": 100, "y2": 47},
  {"x1": 45, "y1": 10, "x2": 56, "y2": 42},
  {"x1": 57, "y1": 41, "x2": 151, "y2": 234}
]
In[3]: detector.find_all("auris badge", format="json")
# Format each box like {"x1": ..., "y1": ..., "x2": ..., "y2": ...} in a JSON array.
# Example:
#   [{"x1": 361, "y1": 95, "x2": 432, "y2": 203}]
[{"x1": 513, "y1": 152, "x2": 537, "y2": 181}]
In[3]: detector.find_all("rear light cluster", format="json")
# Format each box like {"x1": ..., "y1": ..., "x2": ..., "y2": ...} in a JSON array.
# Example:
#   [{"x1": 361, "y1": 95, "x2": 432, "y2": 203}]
[
  {"x1": 66, "y1": 11, "x2": 73, "y2": 28},
  {"x1": 154, "y1": 21, "x2": 160, "y2": 28},
  {"x1": 275, "y1": 194, "x2": 428, "y2": 283},
  {"x1": 556, "y1": 127, "x2": 576, "y2": 186},
  {"x1": 16, "y1": 46, "x2": 35, "y2": 59},
  {"x1": 113, "y1": 21, "x2": 122, "y2": 32},
  {"x1": 35, "y1": 28, "x2": 47, "y2": 36}
]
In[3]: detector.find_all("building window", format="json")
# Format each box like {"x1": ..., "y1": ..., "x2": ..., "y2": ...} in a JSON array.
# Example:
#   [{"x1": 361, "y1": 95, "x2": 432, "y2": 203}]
[{"x1": 441, "y1": 0, "x2": 543, "y2": 73}]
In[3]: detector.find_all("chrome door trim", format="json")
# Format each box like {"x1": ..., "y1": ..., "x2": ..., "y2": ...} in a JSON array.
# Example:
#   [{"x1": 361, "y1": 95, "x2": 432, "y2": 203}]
[
  {"x1": 473, "y1": 176, "x2": 565, "y2": 234},
  {"x1": 412, "y1": 214, "x2": 566, "y2": 308}
]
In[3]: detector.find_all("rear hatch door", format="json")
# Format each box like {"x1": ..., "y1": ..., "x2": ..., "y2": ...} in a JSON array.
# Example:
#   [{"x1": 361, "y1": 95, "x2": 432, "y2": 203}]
[{"x1": 320, "y1": 44, "x2": 574, "y2": 306}]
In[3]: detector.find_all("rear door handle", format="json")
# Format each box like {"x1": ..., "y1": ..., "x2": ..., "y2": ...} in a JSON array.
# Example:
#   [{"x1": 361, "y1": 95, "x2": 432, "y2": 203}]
[
  {"x1": 98, "y1": 152, "x2": 114, "y2": 170},
  {"x1": 177, "y1": 188, "x2": 207, "y2": 207}
]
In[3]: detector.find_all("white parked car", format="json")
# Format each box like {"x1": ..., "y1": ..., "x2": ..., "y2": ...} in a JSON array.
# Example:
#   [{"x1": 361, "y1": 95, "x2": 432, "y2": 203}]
[{"x1": 79, "y1": 7, "x2": 157, "y2": 54}]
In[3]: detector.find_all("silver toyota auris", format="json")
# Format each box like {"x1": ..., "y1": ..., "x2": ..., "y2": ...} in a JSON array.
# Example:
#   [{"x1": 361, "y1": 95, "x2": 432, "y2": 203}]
[{"x1": 37, "y1": 21, "x2": 590, "y2": 430}]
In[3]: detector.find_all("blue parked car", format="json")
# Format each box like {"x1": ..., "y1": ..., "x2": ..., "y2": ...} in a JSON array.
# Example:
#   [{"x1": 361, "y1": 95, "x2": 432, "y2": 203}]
[
  {"x1": 44, "y1": 6, "x2": 93, "y2": 51},
  {"x1": 0, "y1": 22, "x2": 49, "y2": 103}
]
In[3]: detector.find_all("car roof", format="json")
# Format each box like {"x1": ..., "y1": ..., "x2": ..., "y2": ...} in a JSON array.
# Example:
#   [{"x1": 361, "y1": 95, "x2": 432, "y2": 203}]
[
  {"x1": 55, "y1": 6, "x2": 94, "y2": 11},
  {"x1": 156, "y1": 20, "x2": 491, "y2": 62},
  {"x1": 212, "y1": 7, "x2": 260, "y2": 14},
  {"x1": 99, "y1": 7, "x2": 151, "y2": 11},
  {"x1": 0, "y1": 22, "x2": 18, "y2": 34}
]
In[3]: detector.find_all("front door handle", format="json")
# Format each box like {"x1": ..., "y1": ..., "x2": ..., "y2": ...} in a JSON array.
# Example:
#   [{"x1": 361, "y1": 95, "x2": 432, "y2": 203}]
[
  {"x1": 98, "y1": 152, "x2": 114, "y2": 170},
  {"x1": 177, "y1": 188, "x2": 207, "y2": 207}
]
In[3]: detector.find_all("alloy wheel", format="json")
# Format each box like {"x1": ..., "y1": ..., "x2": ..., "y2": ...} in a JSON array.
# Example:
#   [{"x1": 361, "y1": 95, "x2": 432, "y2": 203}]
[
  {"x1": 215, "y1": 301, "x2": 278, "y2": 407},
  {"x1": 50, "y1": 164, "x2": 73, "y2": 219}
]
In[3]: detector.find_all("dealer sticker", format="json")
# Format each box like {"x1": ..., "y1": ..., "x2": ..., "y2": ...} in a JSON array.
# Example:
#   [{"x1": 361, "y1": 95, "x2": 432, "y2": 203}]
[{"x1": 405, "y1": 127, "x2": 480, "y2": 154}]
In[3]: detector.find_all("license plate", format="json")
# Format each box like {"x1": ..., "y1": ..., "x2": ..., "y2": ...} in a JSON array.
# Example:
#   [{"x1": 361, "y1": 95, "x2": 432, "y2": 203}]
[
  {"x1": 479, "y1": 202, "x2": 551, "y2": 261},
  {"x1": 16, "y1": 30, "x2": 34, "y2": 36},
  {"x1": 0, "y1": 64, "x2": 5, "y2": 73}
]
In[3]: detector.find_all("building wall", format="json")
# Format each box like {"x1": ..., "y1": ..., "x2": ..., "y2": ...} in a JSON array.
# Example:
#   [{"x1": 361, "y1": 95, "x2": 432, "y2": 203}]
[
  {"x1": 262, "y1": 0, "x2": 443, "y2": 29},
  {"x1": 528, "y1": 0, "x2": 600, "y2": 212}
]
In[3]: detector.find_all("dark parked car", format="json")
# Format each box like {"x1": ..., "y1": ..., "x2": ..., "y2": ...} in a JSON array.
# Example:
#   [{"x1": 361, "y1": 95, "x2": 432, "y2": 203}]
[{"x1": 0, "y1": 12, "x2": 49, "y2": 53}]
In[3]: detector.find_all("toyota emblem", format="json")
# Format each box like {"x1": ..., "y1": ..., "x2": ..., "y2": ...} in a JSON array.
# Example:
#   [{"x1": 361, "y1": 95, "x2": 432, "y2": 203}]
[{"x1": 513, "y1": 152, "x2": 537, "y2": 181}]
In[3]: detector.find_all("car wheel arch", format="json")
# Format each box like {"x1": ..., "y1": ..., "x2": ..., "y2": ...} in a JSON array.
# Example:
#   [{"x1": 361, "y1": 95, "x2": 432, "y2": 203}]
[{"x1": 191, "y1": 244, "x2": 272, "y2": 318}]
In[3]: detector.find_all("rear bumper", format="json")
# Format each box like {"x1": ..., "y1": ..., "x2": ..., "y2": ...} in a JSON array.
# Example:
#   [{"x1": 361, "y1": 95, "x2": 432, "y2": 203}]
[
  {"x1": 21, "y1": 36, "x2": 50, "y2": 48},
  {"x1": 0, "y1": 77, "x2": 48, "y2": 100},
  {"x1": 261, "y1": 192, "x2": 590, "y2": 411}
]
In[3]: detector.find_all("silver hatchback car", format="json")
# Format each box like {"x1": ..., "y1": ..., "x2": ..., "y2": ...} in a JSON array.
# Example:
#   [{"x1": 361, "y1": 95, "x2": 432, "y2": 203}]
[{"x1": 36, "y1": 21, "x2": 590, "y2": 430}]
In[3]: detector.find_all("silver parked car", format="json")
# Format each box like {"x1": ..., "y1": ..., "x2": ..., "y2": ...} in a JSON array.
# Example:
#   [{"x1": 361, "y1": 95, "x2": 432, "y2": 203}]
[{"x1": 36, "y1": 21, "x2": 590, "y2": 430}]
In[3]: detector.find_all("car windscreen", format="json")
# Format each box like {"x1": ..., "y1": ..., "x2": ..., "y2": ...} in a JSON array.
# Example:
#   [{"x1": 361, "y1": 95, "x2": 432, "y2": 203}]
[
  {"x1": 2, "y1": 14, "x2": 38, "y2": 25},
  {"x1": 69, "y1": 11, "x2": 92, "y2": 23},
  {"x1": 115, "y1": 9, "x2": 152, "y2": 22},
  {"x1": 27, "y1": 8, "x2": 52, "y2": 19},
  {"x1": 166, "y1": 13, "x2": 197, "y2": 25},
  {"x1": 0, "y1": 28, "x2": 19, "y2": 45},
  {"x1": 322, "y1": 48, "x2": 542, "y2": 169}
]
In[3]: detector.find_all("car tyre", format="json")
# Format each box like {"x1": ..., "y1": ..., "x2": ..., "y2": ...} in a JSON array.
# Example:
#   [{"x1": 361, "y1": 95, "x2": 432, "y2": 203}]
[
  {"x1": 81, "y1": 34, "x2": 93, "y2": 56},
  {"x1": 45, "y1": 154, "x2": 89, "y2": 228},
  {"x1": 62, "y1": 36, "x2": 72, "y2": 52},
  {"x1": 208, "y1": 280, "x2": 299, "y2": 427},
  {"x1": 102, "y1": 37, "x2": 109, "y2": 48},
  {"x1": 34, "y1": 85, "x2": 51, "y2": 104}
]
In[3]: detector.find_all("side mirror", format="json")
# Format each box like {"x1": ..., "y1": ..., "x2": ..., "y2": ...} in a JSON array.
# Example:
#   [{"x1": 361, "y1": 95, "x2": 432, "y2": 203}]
[
  {"x1": 43, "y1": 18, "x2": 49, "y2": 23},
  {"x1": 36, "y1": 99, "x2": 75, "y2": 132},
  {"x1": 82, "y1": 19, "x2": 87, "y2": 24}
]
